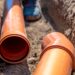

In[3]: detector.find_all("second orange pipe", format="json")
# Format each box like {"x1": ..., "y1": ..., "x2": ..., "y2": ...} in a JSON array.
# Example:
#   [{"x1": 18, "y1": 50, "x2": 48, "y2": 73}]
[
  {"x1": 0, "y1": 0, "x2": 30, "y2": 64},
  {"x1": 33, "y1": 32, "x2": 75, "y2": 75}
]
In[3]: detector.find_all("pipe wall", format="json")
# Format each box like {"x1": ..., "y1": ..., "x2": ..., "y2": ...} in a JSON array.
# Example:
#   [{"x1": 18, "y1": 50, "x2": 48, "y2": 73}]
[
  {"x1": 0, "y1": 0, "x2": 30, "y2": 64},
  {"x1": 33, "y1": 32, "x2": 75, "y2": 75}
]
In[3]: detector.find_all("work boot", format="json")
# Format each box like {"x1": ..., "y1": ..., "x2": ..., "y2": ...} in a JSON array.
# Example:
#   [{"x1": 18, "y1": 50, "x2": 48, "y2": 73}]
[{"x1": 22, "y1": 0, "x2": 41, "y2": 21}]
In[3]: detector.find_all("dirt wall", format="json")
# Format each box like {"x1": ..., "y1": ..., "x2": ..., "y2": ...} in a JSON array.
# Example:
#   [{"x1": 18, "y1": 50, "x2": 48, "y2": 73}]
[{"x1": 40, "y1": 0, "x2": 75, "y2": 47}]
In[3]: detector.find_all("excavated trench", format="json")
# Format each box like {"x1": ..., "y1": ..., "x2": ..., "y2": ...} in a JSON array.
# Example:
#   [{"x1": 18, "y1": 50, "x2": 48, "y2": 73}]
[{"x1": 0, "y1": 0, "x2": 75, "y2": 75}]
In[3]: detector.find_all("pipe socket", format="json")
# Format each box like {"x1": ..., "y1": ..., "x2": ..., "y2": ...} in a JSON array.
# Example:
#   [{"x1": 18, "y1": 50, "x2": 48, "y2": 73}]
[{"x1": 33, "y1": 32, "x2": 75, "y2": 75}]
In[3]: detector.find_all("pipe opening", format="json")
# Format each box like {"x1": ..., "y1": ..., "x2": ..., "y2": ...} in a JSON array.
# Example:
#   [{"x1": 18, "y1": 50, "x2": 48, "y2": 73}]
[{"x1": 1, "y1": 36, "x2": 29, "y2": 62}]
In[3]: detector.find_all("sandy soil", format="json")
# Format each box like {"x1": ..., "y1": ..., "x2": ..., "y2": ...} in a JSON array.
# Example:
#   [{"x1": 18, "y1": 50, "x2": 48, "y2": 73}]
[{"x1": 0, "y1": 0, "x2": 75, "y2": 75}]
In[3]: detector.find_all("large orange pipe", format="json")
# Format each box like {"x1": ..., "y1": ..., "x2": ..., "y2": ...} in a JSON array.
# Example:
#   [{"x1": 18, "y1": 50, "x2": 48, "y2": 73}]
[
  {"x1": 33, "y1": 32, "x2": 75, "y2": 75},
  {"x1": 0, "y1": 0, "x2": 30, "y2": 64},
  {"x1": 0, "y1": 13, "x2": 1, "y2": 37}
]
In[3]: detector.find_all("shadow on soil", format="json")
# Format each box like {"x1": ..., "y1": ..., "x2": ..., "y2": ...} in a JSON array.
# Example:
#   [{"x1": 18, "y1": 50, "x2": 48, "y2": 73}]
[
  {"x1": 41, "y1": 7, "x2": 63, "y2": 32},
  {"x1": 0, "y1": 59, "x2": 31, "y2": 75}
]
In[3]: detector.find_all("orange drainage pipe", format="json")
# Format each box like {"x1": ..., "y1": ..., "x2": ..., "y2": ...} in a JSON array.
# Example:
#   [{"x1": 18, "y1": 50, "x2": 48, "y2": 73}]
[
  {"x1": 33, "y1": 32, "x2": 75, "y2": 75},
  {"x1": 0, "y1": 0, "x2": 30, "y2": 64},
  {"x1": 0, "y1": 13, "x2": 1, "y2": 37}
]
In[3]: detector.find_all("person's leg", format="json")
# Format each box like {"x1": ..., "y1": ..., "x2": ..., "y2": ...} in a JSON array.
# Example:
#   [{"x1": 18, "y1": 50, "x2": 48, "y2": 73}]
[{"x1": 22, "y1": 0, "x2": 41, "y2": 21}]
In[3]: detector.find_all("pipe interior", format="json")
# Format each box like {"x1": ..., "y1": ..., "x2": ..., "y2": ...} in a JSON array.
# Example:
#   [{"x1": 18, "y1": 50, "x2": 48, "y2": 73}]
[
  {"x1": 0, "y1": 36, "x2": 29, "y2": 61},
  {"x1": 1, "y1": 37, "x2": 27, "y2": 53}
]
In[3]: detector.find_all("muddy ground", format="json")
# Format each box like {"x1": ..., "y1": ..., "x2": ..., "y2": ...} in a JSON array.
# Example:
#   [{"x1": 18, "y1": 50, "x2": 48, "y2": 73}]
[{"x1": 0, "y1": 0, "x2": 75, "y2": 75}]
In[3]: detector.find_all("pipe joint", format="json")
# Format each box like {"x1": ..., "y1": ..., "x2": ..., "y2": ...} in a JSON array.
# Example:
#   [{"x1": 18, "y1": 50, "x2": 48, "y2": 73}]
[{"x1": 41, "y1": 32, "x2": 75, "y2": 70}]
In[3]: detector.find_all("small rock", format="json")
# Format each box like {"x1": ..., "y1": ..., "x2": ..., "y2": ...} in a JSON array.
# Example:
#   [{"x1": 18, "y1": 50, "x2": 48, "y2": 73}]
[
  {"x1": 64, "y1": 28, "x2": 72, "y2": 36},
  {"x1": 28, "y1": 57, "x2": 37, "y2": 65}
]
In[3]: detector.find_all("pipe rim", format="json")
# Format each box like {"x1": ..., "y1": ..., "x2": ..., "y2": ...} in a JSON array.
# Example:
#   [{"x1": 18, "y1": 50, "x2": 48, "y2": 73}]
[
  {"x1": 0, "y1": 34, "x2": 30, "y2": 63},
  {"x1": 41, "y1": 32, "x2": 75, "y2": 70}
]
